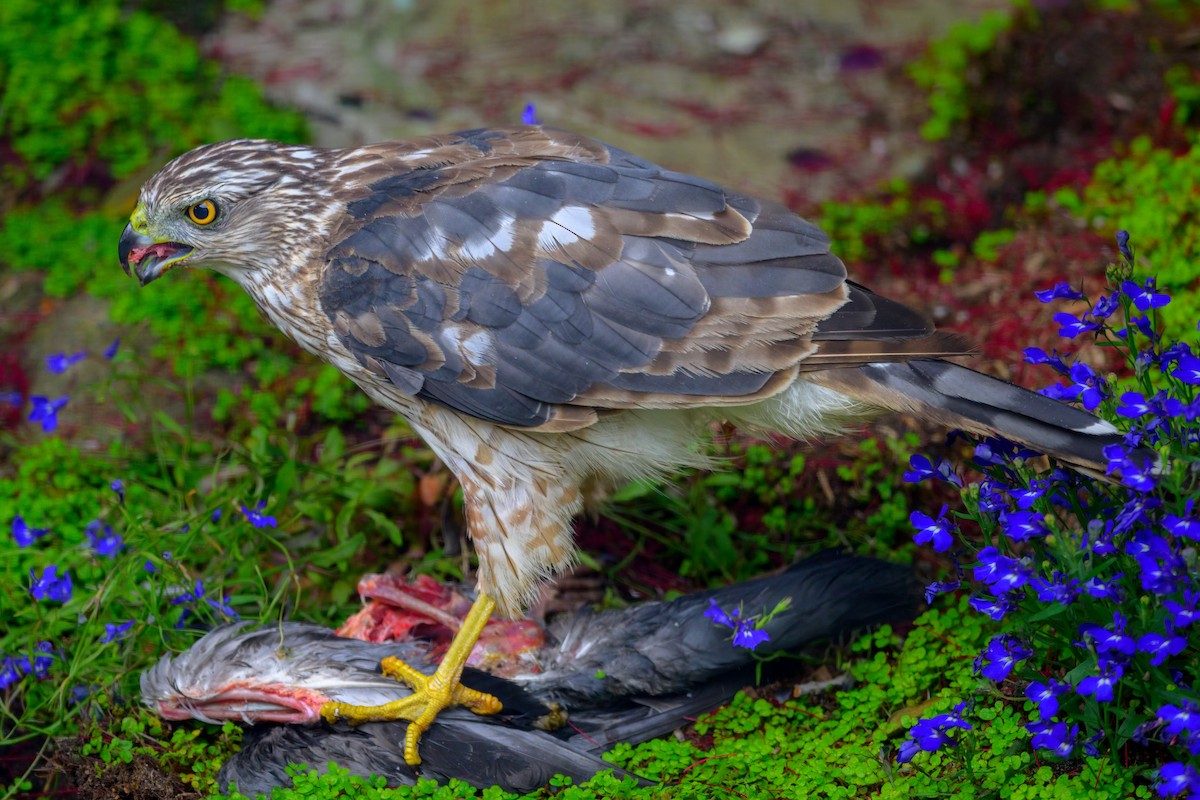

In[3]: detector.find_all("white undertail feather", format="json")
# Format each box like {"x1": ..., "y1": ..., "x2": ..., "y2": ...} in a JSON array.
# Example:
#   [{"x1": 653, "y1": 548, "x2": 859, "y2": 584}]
[{"x1": 726, "y1": 378, "x2": 879, "y2": 440}]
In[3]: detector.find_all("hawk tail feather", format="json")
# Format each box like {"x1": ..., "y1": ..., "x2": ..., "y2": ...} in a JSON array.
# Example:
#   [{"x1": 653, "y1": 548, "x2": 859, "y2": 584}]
[{"x1": 808, "y1": 360, "x2": 1125, "y2": 475}]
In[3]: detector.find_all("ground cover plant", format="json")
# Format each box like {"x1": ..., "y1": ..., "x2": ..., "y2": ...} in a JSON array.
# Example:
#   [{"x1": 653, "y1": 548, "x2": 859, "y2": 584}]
[
  {"x1": 898, "y1": 238, "x2": 1200, "y2": 798},
  {"x1": 2, "y1": 0, "x2": 1200, "y2": 798}
]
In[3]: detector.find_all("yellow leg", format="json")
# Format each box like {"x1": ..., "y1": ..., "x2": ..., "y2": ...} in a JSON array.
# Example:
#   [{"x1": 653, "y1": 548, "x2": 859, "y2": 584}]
[{"x1": 320, "y1": 593, "x2": 502, "y2": 765}]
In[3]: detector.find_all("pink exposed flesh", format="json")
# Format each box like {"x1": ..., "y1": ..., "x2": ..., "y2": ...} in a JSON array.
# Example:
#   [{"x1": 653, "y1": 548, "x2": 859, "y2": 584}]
[
  {"x1": 156, "y1": 683, "x2": 329, "y2": 724},
  {"x1": 128, "y1": 242, "x2": 181, "y2": 265},
  {"x1": 336, "y1": 573, "x2": 545, "y2": 676}
]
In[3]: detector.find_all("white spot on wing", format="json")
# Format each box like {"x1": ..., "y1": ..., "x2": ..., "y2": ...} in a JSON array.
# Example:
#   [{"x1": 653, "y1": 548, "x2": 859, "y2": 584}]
[
  {"x1": 441, "y1": 326, "x2": 494, "y2": 367},
  {"x1": 461, "y1": 330, "x2": 494, "y2": 366},
  {"x1": 461, "y1": 215, "x2": 516, "y2": 262},
  {"x1": 537, "y1": 206, "x2": 595, "y2": 250}
]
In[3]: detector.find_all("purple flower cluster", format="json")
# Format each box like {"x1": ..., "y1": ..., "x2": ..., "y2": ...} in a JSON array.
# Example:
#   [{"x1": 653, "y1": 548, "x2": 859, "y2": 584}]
[
  {"x1": 9, "y1": 475, "x2": 153, "y2": 689},
  {"x1": 904, "y1": 237, "x2": 1200, "y2": 775}
]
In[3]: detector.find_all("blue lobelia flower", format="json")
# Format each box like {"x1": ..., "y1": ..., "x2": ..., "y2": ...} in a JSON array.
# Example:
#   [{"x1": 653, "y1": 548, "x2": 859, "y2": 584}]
[
  {"x1": 1023, "y1": 346, "x2": 1069, "y2": 374},
  {"x1": 1080, "y1": 612, "x2": 1135, "y2": 658},
  {"x1": 999, "y1": 509, "x2": 1048, "y2": 542},
  {"x1": 1139, "y1": 633, "x2": 1187, "y2": 667},
  {"x1": 1116, "y1": 391, "x2": 1152, "y2": 419},
  {"x1": 1029, "y1": 572, "x2": 1080, "y2": 605},
  {"x1": 896, "y1": 708, "x2": 972, "y2": 763},
  {"x1": 240, "y1": 501, "x2": 277, "y2": 528},
  {"x1": 1116, "y1": 230, "x2": 1133, "y2": 263},
  {"x1": 1165, "y1": 592, "x2": 1200, "y2": 632},
  {"x1": 910, "y1": 505, "x2": 956, "y2": 552},
  {"x1": 975, "y1": 479, "x2": 1008, "y2": 515},
  {"x1": 102, "y1": 620, "x2": 134, "y2": 644},
  {"x1": 976, "y1": 634, "x2": 1032, "y2": 682},
  {"x1": 0, "y1": 658, "x2": 22, "y2": 690},
  {"x1": 1008, "y1": 480, "x2": 1048, "y2": 510},
  {"x1": 29, "y1": 565, "x2": 73, "y2": 603},
  {"x1": 521, "y1": 103, "x2": 539, "y2": 125},
  {"x1": 28, "y1": 395, "x2": 69, "y2": 433},
  {"x1": 29, "y1": 642, "x2": 54, "y2": 678},
  {"x1": 1053, "y1": 311, "x2": 1101, "y2": 339},
  {"x1": 969, "y1": 593, "x2": 1017, "y2": 621},
  {"x1": 1173, "y1": 354, "x2": 1200, "y2": 385},
  {"x1": 103, "y1": 338, "x2": 121, "y2": 360},
  {"x1": 1091, "y1": 293, "x2": 1120, "y2": 319},
  {"x1": 12, "y1": 515, "x2": 49, "y2": 547},
  {"x1": 1102, "y1": 444, "x2": 1158, "y2": 492},
  {"x1": 1027, "y1": 720, "x2": 1077, "y2": 758},
  {"x1": 1122, "y1": 314, "x2": 1158, "y2": 342},
  {"x1": 1135, "y1": 551, "x2": 1187, "y2": 596},
  {"x1": 1158, "y1": 762, "x2": 1200, "y2": 799},
  {"x1": 704, "y1": 598, "x2": 772, "y2": 651},
  {"x1": 974, "y1": 547, "x2": 1032, "y2": 594},
  {"x1": 1121, "y1": 278, "x2": 1171, "y2": 312},
  {"x1": 733, "y1": 625, "x2": 770, "y2": 650},
  {"x1": 1026, "y1": 679, "x2": 1069, "y2": 719},
  {"x1": 1158, "y1": 701, "x2": 1200, "y2": 738},
  {"x1": 46, "y1": 351, "x2": 86, "y2": 374},
  {"x1": 1035, "y1": 282, "x2": 1084, "y2": 303},
  {"x1": 1082, "y1": 573, "x2": 1125, "y2": 603},
  {"x1": 924, "y1": 580, "x2": 960, "y2": 604},
  {"x1": 903, "y1": 454, "x2": 962, "y2": 486},
  {"x1": 1076, "y1": 657, "x2": 1125, "y2": 703},
  {"x1": 85, "y1": 520, "x2": 123, "y2": 558}
]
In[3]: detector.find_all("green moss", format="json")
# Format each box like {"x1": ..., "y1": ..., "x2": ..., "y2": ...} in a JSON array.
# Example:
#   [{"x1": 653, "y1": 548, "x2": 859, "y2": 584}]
[
  {"x1": 818, "y1": 180, "x2": 948, "y2": 265},
  {"x1": 907, "y1": 7, "x2": 1021, "y2": 141},
  {"x1": 1064, "y1": 135, "x2": 1200, "y2": 334},
  {"x1": 0, "y1": 0, "x2": 305, "y2": 190}
]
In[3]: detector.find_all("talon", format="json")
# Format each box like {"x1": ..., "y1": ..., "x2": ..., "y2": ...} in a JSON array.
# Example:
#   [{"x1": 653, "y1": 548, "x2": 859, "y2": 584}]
[{"x1": 316, "y1": 594, "x2": 501, "y2": 765}]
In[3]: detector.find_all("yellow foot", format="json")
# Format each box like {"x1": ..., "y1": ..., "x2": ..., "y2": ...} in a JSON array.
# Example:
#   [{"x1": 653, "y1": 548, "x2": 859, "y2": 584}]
[{"x1": 320, "y1": 593, "x2": 500, "y2": 765}]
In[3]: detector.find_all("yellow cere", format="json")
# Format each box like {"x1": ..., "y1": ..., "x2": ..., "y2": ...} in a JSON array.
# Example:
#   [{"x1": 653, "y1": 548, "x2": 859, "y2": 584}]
[{"x1": 130, "y1": 203, "x2": 149, "y2": 235}]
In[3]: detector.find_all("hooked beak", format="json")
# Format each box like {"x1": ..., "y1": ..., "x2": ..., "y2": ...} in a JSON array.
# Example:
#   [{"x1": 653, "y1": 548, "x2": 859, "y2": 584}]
[{"x1": 118, "y1": 224, "x2": 193, "y2": 286}]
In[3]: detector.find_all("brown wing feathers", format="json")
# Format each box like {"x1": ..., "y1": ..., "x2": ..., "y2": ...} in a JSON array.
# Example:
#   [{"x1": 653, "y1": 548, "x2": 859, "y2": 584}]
[{"x1": 319, "y1": 127, "x2": 990, "y2": 433}]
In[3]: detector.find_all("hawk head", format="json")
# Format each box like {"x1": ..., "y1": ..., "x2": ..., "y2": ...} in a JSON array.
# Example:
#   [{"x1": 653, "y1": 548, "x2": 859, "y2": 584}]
[{"x1": 119, "y1": 139, "x2": 332, "y2": 286}]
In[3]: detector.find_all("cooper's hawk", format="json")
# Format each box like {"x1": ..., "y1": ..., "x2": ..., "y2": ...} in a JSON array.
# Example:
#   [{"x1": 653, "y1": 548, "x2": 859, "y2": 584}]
[{"x1": 119, "y1": 126, "x2": 1123, "y2": 765}]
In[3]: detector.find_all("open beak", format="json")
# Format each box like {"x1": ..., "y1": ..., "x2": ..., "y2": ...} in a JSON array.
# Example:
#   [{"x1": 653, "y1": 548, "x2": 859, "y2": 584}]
[{"x1": 118, "y1": 224, "x2": 193, "y2": 286}]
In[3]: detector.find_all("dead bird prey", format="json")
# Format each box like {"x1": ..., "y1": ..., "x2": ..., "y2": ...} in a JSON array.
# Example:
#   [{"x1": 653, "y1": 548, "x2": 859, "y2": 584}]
[
  {"x1": 120, "y1": 126, "x2": 1125, "y2": 765},
  {"x1": 142, "y1": 554, "x2": 915, "y2": 793}
]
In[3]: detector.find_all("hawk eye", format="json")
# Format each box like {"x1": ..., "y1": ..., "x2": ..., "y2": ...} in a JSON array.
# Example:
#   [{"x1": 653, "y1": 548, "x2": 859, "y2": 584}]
[{"x1": 186, "y1": 200, "x2": 218, "y2": 225}]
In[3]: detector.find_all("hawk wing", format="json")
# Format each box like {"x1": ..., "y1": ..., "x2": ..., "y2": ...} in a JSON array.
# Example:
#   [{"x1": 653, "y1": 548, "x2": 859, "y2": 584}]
[{"x1": 318, "y1": 127, "x2": 944, "y2": 431}]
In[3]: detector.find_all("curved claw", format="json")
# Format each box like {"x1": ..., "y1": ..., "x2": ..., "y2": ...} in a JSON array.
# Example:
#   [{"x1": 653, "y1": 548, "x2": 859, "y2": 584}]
[{"x1": 319, "y1": 593, "x2": 500, "y2": 765}]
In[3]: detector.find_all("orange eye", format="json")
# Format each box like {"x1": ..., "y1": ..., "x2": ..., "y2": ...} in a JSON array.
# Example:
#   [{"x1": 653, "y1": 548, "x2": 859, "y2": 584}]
[{"x1": 186, "y1": 200, "x2": 218, "y2": 225}]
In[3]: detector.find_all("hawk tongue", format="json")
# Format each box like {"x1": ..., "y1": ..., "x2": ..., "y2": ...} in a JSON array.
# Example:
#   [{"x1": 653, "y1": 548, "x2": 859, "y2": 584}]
[{"x1": 129, "y1": 242, "x2": 183, "y2": 265}]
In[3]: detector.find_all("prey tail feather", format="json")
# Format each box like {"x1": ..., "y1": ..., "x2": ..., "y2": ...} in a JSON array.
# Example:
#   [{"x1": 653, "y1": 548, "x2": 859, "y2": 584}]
[{"x1": 806, "y1": 360, "x2": 1124, "y2": 475}]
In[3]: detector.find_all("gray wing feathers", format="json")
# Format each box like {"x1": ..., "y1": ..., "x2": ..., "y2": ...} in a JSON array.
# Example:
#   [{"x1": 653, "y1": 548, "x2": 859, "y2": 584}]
[{"x1": 319, "y1": 129, "x2": 850, "y2": 429}]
